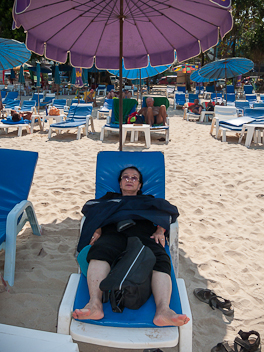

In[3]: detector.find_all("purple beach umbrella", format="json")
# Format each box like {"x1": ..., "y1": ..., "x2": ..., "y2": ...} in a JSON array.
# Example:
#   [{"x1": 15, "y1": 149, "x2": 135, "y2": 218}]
[{"x1": 13, "y1": 0, "x2": 233, "y2": 149}]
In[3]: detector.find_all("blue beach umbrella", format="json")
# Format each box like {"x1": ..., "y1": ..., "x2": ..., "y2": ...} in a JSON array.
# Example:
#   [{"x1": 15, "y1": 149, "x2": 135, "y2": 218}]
[
  {"x1": 0, "y1": 38, "x2": 31, "y2": 70},
  {"x1": 108, "y1": 57, "x2": 172, "y2": 80},
  {"x1": 198, "y1": 58, "x2": 254, "y2": 102}
]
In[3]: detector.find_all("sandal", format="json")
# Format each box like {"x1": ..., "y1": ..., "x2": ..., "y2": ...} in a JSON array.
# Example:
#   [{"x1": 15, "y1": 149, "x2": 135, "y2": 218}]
[
  {"x1": 211, "y1": 330, "x2": 261, "y2": 352},
  {"x1": 193, "y1": 288, "x2": 234, "y2": 316}
]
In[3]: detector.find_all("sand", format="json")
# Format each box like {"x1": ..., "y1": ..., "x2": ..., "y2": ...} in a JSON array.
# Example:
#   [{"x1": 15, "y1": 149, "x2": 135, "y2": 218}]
[{"x1": 0, "y1": 95, "x2": 263, "y2": 352}]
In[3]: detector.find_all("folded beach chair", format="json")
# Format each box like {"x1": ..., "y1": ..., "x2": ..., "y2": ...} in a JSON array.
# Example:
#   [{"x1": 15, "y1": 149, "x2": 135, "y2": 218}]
[
  {"x1": 142, "y1": 96, "x2": 170, "y2": 144},
  {"x1": 48, "y1": 103, "x2": 94, "y2": 140},
  {"x1": 57, "y1": 151, "x2": 192, "y2": 352},
  {"x1": 0, "y1": 323, "x2": 79, "y2": 352},
  {"x1": 0, "y1": 149, "x2": 41, "y2": 286},
  {"x1": 100, "y1": 98, "x2": 138, "y2": 141},
  {"x1": 210, "y1": 105, "x2": 238, "y2": 136},
  {"x1": 217, "y1": 116, "x2": 256, "y2": 142},
  {"x1": 97, "y1": 98, "x2": 113, "y2": 119}
]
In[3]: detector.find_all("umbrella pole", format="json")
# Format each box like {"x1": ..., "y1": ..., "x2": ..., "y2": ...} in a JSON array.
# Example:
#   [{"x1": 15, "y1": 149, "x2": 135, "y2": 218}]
[
  {"x1": 139, "y1": 70, "x2": 142, "y2": 108},
  {"x1": 118, "y1": 0, "x2": 124, "y2": 151}
]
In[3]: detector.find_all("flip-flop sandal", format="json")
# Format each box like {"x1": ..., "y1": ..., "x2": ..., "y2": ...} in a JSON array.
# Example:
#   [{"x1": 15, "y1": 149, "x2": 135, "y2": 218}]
[
  {"x1": 193, "y1": 288, "x2": 234, "y2": 316},
  {"x1": 211, "y1": 330, "x2": 261, "y2": 352}
]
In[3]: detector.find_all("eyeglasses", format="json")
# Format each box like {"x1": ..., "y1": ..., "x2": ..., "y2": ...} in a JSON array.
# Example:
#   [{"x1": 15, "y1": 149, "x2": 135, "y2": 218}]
[{"x1": 121, "y1": 175, "x2": 139, "y2": 182}]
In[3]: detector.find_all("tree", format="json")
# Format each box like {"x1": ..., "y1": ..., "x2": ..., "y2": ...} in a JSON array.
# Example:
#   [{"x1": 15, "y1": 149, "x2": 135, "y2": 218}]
[{"x1": 0, "y1": 0, "x2": 26, "y2": 42}]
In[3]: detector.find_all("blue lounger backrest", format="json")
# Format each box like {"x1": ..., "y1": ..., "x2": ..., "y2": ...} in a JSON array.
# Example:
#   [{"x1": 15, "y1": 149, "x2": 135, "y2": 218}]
[
  {"x1": 71, "y1": 99, "x2": 85, "y2": 105},
  {"x1": 5, "y1": 91, "x2": 18, "y2": 100},
  {"x1": 95, "y1": 151, "x2": 165, "y2": 199},
  {"x1": 21, "y1": 100, "x2": 36, "y2": 109},
  {"x1": 244, "y1": 108, "x2": 264, "y2": 118},
  {"x1": 4, "y1": 100, "x2": 20, "y2": 109},
  {"x1": 235, "y1": 101, "x2": 250, "y2": 110},
  {"x1": 226, "y1": 85, "x2": 235, "y2": 93},
  {"x1": 188, "y1": 93, "x2": 198, "y2": 103},
  {"x1": 1, "y1": 90, "x2": 7, "y2": 99},
  {"x1": 226, "y1": 93, "x2": 236, "y2": 102},
  {"x1": 245, "y1": 94, "x2": 257, "y2": 102},
  {"x1": 52, "y1": 99, "x2": 67, "y2": 109},
  {"x1": 67, "y1": 104, "x2": 93, "y2": 119},
  {"x1": 31, "y1": 93, "x2": 44, "y2": 102},
  {"x1": 177, "y1": 86, "x2": 186, "y2": 93},
  {"x1": 74, "y1": 151, "x2": 182, "y2": 328},
  {"x1": 0, "y1": 149, "x2": 38, "y2": 244},
  {"x1": 244, "y1": 85, "x2": 253, "y2": 94}
]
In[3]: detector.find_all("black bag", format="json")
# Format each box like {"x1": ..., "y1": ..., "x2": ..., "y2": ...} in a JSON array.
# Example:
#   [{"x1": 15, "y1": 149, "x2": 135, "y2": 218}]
[{"x1": 99, "y1": 236, "x2": 156, "y2": 313}]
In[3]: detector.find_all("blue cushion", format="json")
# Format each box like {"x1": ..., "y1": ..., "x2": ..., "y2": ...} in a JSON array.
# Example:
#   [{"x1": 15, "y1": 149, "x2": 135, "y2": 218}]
[
  {"x1": 50, "y1": 118, "x2": 86, "y2": 128},
  {"x1": 1, "y1": 118, "x2": 29, "y2": 125},
  {"x1": 73, "y1": 244, "x2": 182, "y2": 328}
]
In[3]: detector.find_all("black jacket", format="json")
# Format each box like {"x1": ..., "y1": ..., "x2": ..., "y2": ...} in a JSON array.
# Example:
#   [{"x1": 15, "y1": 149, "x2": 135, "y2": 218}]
[{"x1": 77, "y1": 192, "x2": 179, "y2": 252}]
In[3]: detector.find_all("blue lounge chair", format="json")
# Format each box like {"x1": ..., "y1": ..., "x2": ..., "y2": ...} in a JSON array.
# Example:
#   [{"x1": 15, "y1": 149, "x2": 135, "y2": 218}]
[
  {"x1": 47, "y1": 99, "x2": 68, "y2": 114},
  {"x1": 48, "y1": 103, "x2": 94, "y2": 140},
  {"x1": 253, "y1": 102, "x2": 264, "y2": 108},
  {"x1": 57, "y1": 151, "x2": 192, "y2": 352},
  {"x1": 226, "y1": 93, "x2": 236, "y2": 105},
  {"x1": 243, "y1": 107, "x2": 264, "y2": 119},
  {"x1": 235, "y1": 101, "x2": 250, "y2": 115},
  {"x1": 188, "y1": 93, "x2": 199, "y2": 103},
  {"x1": 244, "y1": 85, "x2": 253, "y2": 95},
  {"x1": 97, "y1": 85, "x2": 107, "y2": 96},
  {"x1": 0, "y1": 149, "x2": 41, "y2": 286},
  {"x1": 1, "y1": 90, "x2": 7, "y2": 99},
  {"x1": 16, "y1": 100, "x2": 36, "y2": 112},
  {"x1": 30, "y1": 92, "x2": 44, "y2": 104},
  {"x1": 174, "y1": 93, "x2": 186, "y2": 109},
  {"x1": 100, "y1": 98, "x2": 138, "y2": 141},
  {"x1": 177, "y1": 86, "x2": 186, "y2": 93},
  {"x1": 226, "y1": 85, "x2": 235, "y2": 94},
  {"x1": 97, "y1": 98, "x2": 113, "y2": 119},
  {"x1": 2, "y1": 91, "x2": 18, "y2": 104},
  {"x1": 245, "y1": 94, "x2": 258, "y2": 106},
  {"x1": 39, "y1": 94, "x2": 56, "y2": 107}
]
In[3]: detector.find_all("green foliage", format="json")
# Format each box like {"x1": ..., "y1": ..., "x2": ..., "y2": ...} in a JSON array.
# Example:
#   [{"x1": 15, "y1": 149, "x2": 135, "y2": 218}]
[{"x1": 0, "y1": 0, "x2": 26, "y2": 42}]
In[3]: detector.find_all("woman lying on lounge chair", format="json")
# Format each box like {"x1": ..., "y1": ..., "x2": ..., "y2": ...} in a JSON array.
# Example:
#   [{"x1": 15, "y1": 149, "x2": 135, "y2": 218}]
[{"x1": 73, "y1": 166, "x2": 190, "y2": 327}]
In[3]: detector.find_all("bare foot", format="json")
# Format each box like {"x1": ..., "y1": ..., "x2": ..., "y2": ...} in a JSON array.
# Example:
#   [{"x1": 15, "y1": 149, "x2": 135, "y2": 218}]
[
  {"x1": 153, "y1": 307, "x2": 190, "y2": 327},
  {"x1": 72, "y1": 302, "x2": 104, "y2": 320}
]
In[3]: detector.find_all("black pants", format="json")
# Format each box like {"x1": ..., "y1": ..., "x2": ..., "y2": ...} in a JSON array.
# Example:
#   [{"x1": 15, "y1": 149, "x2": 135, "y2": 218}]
[{"x1": 87, "y1": 220, "x2": 171, "y2": 275}]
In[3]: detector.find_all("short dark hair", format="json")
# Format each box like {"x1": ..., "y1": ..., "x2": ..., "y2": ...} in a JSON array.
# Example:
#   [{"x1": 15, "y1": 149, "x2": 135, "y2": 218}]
[
  {"x1": 12, "y1": 113, "x2": 21, "y2": 122},
  {"x1": 118, "y1": 166, "x2": 143, "y2": 193}
]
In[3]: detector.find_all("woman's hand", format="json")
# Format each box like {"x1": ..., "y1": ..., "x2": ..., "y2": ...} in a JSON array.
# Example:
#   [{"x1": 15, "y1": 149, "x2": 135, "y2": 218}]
[
  {"x1": 89, "y1": 228, "x2": 102, "y2": 245},
  {"x1": 150, "y1": 226, "x2": 166, "y2": 247}
]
